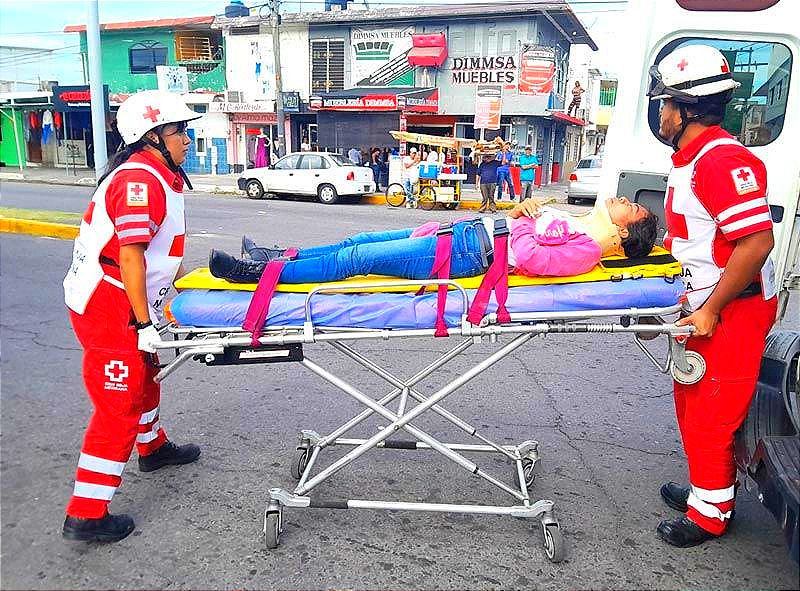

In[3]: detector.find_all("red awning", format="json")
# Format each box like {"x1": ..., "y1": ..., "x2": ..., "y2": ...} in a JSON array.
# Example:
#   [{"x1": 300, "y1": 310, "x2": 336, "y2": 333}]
[
  {"x1": 551, "y1": 111, "x2": 586, "y2": 126},
  {"x1": 407, "y1": 46, "x2": 448, "y2": 68}
]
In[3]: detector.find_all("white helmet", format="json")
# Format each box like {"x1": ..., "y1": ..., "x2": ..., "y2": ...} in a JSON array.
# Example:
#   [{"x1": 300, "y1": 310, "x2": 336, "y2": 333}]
[
  {"x1": 116, "y1": 90, "x2": 200, "y2": 145},
  {"x1": 648, "y1": 44, "x2": 740, "y2": 103}
]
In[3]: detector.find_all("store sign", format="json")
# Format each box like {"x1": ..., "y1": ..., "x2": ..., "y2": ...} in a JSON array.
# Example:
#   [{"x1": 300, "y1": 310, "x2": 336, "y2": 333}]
[
  {"x1": 309, "y1": 94, "x2": 398, "y2": 111},
  {"x1": 156, "y1": 66, "x2": 189, "y2": 94},
  {"x1": 397, "y1": 88, "x2": 439, "y2": 113},
  {"x1": 518, "y1": 45, "x2": 555, "y2": 96},
  {"x1": 231, "y1": 112, "x2": 278, "y2": 124},
  {"x1": 51, "y1": 85, "x2": 109, "y2": 112},
  {"x1": 280, "y1": 91, "x2": 301, "y2": 113},
  {"x1": 210, "y1": 102, "x2": 274, "y2": 113},
  {"x1": 451, "y1": 56, "x2": 516, "y2": 86},
  {"x1": 474, "y1": 85, "x2": 502, "y2": 130},
  {"x1": 56, "y1": 139, "x2": 88, "y2": 166},
  {"x1": 351, "y1": 26, "x2": 415, "y2": 87}
]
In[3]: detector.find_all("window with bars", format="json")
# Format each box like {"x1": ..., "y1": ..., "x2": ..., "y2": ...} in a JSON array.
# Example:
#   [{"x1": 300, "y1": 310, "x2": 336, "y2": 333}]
[
  {"x1": 310, "y1": 39, "x2": 345, "y2": 93},
  {"x1": 175, "y1": 33, "x2": 222, "y2": 73}
]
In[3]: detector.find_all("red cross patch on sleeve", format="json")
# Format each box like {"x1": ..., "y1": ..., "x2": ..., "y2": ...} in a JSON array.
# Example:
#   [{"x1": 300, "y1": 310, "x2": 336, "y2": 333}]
[
  {"x1": 730, "y1": 167, "x2": 759, "y2": 195},
  {"x1": 126, "y1": 182, "x2": 149, "y2": 206}
]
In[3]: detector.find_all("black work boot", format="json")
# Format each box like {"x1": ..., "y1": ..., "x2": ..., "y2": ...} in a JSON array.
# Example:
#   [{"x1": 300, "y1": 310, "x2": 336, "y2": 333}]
[
  {"x1": 241, "y1": 235, "x2": 285, "y2": 262},
  {"x1": 660, "y1": 481, "x2": 690, "y2": 512},
  {"x1": 656, "y1": 516, "x2": 719, "y2": 547},
  {"x1": 63, "y1": 513, "x2": 135, "y2": 543},
  {"x1": 138, "y1": 441, "x2": 201, "y2": 473},
  {"x1": 209, "y1": 249, "x2": 266, "y2": 283}
]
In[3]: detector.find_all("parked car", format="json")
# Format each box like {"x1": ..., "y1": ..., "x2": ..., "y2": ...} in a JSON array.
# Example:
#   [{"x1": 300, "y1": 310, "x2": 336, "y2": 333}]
[
  {"x1": 237, "y1": 152, "x2": 376, "y2": 204},
  {"x1": 566, "y1": 155, "x2": 603, "y2": 204}
]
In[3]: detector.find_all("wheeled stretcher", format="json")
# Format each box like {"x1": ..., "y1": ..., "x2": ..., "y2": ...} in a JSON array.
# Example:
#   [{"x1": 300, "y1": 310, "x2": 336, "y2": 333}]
[{"x1": 153, "y1": 249, "x2": 703, "y2": 563}]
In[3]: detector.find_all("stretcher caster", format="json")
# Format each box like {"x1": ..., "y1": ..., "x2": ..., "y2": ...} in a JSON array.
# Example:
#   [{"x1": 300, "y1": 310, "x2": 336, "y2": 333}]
[
  {"x1": 290, "y1": 448, "x2": 311, "y2": 480},
  {"x1": 670, "y1": 350, "x2": 706, "y2": 385},
  {"x1": 521, "y1": 458, "x2": 538, "y2": 488},
  {"x1": 542, "y1": 523, "x2": 565, "y2": 563},
  {"x1": 264, "y1": 505, "x2": 283, "y2": 550}
]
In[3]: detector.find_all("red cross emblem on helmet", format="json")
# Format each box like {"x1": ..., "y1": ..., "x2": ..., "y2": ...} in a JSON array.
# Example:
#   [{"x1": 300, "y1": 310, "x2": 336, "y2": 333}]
[{"x1": 142, "y1": 105, "x2": 161, "y2": 123}]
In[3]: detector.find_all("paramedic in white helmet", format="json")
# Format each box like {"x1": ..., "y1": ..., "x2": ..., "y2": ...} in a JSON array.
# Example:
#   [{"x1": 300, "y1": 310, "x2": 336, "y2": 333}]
[
  {"x1": 648, "y1": 44, "x2": 777, "y2": 547},
  {"x1": 61, "y1": 90, "x2": 202, "y2": 543}
]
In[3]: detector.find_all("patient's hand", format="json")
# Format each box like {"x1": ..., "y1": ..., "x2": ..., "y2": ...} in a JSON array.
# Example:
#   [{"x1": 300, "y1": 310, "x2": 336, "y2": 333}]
[{"x1": 509, "y1": 198, "x2": 545, "y2": 219}]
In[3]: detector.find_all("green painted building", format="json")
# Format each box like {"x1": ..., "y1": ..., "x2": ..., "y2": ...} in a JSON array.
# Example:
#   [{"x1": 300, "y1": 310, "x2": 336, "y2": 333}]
[
  {"x1": 0, "y1": 108, "x2": 25, "y2": 169},
  {"x1": 67, "y1": 16, "x2": 226, "y2": 94}
]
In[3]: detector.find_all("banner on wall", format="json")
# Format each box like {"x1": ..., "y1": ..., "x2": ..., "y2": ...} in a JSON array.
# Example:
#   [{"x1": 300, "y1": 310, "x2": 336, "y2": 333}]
[
  {"x1": 473, "y1": 85, "x2": 502, "y2": 130},
  {"x1": 156, "y1": 66, "x2": 189, "y2": 94},
  {"x1": 519, "y1": 45, "x2": 556, "y2": 95},
  {"x1": 351, "y1": 26, "x2": 415, "y2": 87}
]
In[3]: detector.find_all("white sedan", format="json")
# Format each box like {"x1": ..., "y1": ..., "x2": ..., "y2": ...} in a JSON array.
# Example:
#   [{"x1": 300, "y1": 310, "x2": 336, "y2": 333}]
[
  {"x1": 566, "y1": 155, "x2": 603, "y2": 205},
  {"x1": 237, "y1": 152, "x2": 376, "y2": 204}
]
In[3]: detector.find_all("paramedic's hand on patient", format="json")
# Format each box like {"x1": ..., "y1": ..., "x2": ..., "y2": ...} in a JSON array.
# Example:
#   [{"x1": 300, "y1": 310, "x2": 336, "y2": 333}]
[
  {"x1": 676, "y1": 307, "x2": 719, "y2": 338},
  {"x1": 137, "y1": 323, "x2": 162, "y2": 353}
]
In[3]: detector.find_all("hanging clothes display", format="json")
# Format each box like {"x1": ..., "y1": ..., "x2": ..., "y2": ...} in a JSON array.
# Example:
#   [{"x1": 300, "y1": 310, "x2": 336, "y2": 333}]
[
  {"x1": 42, "y1": 110, "x2": 54, "y2": 144},
  {"x1": 254, "y1": 136, "x2": 268, "y2": 168},
  {"x1": 54, "y1": 111, "x2": 63, "y2": 130}
]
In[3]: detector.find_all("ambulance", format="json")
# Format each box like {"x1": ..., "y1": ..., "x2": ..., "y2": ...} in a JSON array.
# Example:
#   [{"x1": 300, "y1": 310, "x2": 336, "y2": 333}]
[{"x1": 596, "y1": 0, "x2": 798, "y2": 561}]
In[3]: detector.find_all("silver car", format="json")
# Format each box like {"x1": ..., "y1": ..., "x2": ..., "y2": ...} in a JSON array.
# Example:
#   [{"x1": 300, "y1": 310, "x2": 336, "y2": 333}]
[{"x1": 566, "y1": 155, "x2": 603, "y2": 205}]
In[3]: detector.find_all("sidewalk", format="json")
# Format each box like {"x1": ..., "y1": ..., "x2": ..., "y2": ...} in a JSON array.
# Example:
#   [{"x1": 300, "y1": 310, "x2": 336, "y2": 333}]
[{"x1": 0, "y1": 166, "x2": 571, "y2": 209}]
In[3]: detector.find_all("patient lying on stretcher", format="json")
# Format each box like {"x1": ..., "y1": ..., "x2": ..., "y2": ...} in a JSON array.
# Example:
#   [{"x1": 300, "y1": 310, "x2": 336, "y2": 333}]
[{"x1": 209, "y1": 197, "x2": 658, "y2": 284}]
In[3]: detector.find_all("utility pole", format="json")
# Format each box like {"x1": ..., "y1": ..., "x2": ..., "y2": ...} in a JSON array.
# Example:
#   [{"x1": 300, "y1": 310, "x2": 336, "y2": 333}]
[
  {"x1": 270, "y1": 0, "x2": 286, "y2": 157},
  {"x1": 87, "y1": 0, "x2": 108, "y2": 173}
]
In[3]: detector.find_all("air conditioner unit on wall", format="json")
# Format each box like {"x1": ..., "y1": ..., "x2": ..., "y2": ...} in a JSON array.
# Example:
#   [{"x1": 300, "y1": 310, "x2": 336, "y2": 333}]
[{"x1": 225, "y1": 90, "x2": 243, "y2": 102}]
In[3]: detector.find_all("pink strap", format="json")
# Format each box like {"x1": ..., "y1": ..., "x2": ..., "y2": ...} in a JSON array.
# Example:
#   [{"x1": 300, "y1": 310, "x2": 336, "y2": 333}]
[
  {"x1": 429, "y1": 227, "x2": 453, "y2": 337},
  {"x1": 467, "y1": 227, "x2": 511, "y2": 325},
  {"x1": 242, "y1": 248, "x2": 298, "y2": 346}
]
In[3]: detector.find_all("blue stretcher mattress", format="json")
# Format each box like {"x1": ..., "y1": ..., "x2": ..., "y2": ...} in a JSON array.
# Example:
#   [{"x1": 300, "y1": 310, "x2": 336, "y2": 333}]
[{"x1": 169, "y1": 278, "x2": 683, "y2": 330}]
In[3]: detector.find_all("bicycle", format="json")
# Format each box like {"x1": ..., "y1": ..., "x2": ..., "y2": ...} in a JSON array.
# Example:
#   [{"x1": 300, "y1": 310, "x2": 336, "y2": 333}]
[{"x1": 385, "y1": 179, "x2": 438, "y2": 210}]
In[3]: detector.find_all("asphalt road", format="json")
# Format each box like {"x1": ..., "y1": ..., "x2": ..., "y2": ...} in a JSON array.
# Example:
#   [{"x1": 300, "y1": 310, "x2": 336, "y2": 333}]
[{"x1": 2, "y1": 182, "x2": 797, "y2": 590}]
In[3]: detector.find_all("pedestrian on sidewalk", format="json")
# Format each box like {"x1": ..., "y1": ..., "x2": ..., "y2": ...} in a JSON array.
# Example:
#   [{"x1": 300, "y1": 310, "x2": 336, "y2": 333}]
[
  {"x1": 519, "y1": 146, "x2": 540, "y2": 200},
  {"x1": 61, "y1": 90, "x2": 202, "y2": 544},
  {"x1": 476, "y1": 154, "x2": 500, "y2": 213},
  {"x1": 495, "y1": 142, "x2": 516, "y2": 201}
]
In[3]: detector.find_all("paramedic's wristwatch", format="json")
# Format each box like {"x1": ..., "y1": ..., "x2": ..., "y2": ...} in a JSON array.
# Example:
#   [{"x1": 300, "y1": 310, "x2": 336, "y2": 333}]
[{"x1": 135, "y1": 320, "x2": 153, "y2": 330}]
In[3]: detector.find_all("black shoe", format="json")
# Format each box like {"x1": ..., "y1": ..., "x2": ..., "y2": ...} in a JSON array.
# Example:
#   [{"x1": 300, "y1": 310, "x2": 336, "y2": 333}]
[
  {"x1": 656, "y1": 516, "x2": 719, "y2": 547},
  {"x1": 241, "y1": 235, "x2": 286, "y2": 262},
  {"x1": 209, "y1": 249, "x2": 266, "y2": 283},
  {"x1": 660, "y1": 481, "x2": 690, "y2": 512},
  {"x1": 63, "y1": 513, "x2": 135, "y2": 543},
  {"x1": 138, "y1": 441, "x2": 201, "y2": 473}
]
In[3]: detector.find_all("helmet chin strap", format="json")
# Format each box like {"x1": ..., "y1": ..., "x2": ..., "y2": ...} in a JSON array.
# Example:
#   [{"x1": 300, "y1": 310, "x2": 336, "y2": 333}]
[
  {"x1": 143, "y1": 133, "x2": 193, "y2": 190},
  {"x1": 670, "y1": 103, "x2": 705, "y2": 152}
]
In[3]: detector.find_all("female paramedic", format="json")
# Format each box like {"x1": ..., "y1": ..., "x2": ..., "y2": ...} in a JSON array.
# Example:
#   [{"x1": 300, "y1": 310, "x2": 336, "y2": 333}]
[{"x1": 62, "y1": 90, "x2": 202, "y2": 543}]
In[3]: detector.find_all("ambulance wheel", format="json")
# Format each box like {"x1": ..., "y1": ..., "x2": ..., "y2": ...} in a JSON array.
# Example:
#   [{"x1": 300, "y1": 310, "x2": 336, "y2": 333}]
[
  {"x1": 543, "y1": 523, "x2": 565, "y2": 563},
  {"x1": 245, "y1": 180, "x2": 264, "y2": 199},
  {"x1": 290, "y1": 448, "x2": 311, "y2": 480},
  {"x1": 264, "y1": 509, "x2": 281, "y2": 550},
  {"x1": 671, "y1": 350, "x2": 706, "y2": 385},
  {"x1": 521, "y1": 458, "x2": 537, "y2": 488}
]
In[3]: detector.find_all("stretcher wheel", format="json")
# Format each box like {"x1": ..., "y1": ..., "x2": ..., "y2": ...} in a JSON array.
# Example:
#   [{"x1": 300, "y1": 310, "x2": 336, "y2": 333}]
[
  {"x1": 290, "y1": 448, "x2": 311, "y2": 480},
  {"x1": 670, "y1": 350, "x2": 706, "y2": 385},
  {"x1": 521, "y1": 458, "x2": 537, "y2": 488},
  {"x1": 264, "y1": 509, "x2": 281, "y2": 550},
  {"x1": 543, "y1": 524, "x2": 565, "y2": 563}
]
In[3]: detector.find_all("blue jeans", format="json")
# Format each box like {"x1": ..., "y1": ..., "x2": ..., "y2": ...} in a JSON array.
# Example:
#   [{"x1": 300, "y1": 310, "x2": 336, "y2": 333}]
[
  {"x1": 403, "y1": 178, "x2": 415, "y2": 205},
  {"x1": 279, "y1": 220, "x2": 488, "y2": 283},
  {"x1": 496, "y1": 168, "x2": 515, "y2": 199}
]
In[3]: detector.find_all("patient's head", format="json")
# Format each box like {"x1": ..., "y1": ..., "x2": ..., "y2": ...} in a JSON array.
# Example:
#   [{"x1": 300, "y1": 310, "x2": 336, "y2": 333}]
[{"x1": 605, "y1": 197, "x2": 659, "y2": 258}]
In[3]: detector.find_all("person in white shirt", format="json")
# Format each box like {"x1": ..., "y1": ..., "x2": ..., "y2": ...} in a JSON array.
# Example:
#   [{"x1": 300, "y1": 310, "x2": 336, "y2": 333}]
[
  {"x1": 426, "y1": 149, "x2": 439, "y2": 163},
  {"x1": 402, "y1": 147, "x2": 420, "y2": 207}
]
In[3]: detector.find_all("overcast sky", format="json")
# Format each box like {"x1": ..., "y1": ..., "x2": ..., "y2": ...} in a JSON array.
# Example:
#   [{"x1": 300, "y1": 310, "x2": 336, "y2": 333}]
[{"x1": 0, "y1": 0, "x2": 626, "y2": 86}]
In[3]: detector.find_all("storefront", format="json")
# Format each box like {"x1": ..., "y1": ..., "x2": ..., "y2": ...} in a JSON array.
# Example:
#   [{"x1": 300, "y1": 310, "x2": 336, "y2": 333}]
[
  {"x1": 310, "y1": 87, "x2": 439, "y2": 155},
  {"x1": 211, "y1": 102, "x2": 280, "y2": 172}
]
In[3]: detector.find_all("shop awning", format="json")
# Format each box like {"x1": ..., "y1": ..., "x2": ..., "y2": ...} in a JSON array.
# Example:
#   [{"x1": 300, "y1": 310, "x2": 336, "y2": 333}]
[
  {"x1": 407, "y1": 33, "x2": 448, "y2": 68},
  {"x1": 550, "y1": 111, "x2": 585, "y2": 126}
]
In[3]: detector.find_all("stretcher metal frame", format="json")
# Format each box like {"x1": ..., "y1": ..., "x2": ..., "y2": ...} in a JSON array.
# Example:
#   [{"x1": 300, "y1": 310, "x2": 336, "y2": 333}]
[{"x1": 154, "y1": 279, "x2": 701, "y2": 563}]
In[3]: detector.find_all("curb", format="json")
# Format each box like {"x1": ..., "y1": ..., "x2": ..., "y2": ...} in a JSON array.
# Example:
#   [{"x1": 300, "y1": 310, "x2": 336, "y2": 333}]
[{"x1": 0, "y1": 218, "x2": 79, "y2": 240}]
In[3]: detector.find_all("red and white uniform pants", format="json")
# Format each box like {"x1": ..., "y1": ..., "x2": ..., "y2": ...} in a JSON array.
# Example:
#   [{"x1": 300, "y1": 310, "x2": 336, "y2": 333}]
[
  {"x1": 674, "y1": 294, "x2": 777, "y2": 535},
  {"x1": 66, "y1": 280, "x2": 168, "y2": 519}
]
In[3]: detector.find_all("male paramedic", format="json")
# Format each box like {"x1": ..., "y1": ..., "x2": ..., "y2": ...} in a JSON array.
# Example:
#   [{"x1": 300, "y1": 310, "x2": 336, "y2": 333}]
[
  {"x1": 62, "y1": 90, "x2": 203, "y2": 543},
  {"x1": 647, "y1": 44, "x2": 777, "y2": 547}
]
